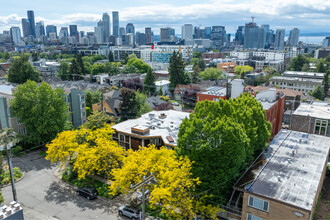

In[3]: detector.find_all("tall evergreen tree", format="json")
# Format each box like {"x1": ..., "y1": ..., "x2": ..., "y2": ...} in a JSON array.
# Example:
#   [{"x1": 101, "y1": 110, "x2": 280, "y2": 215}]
[
  {"x1": 108, "y1": 51, "x2": 114, "y2": 62},
  {"x1": 120, "y1": 88, "x2": 138, "y2": 121},
  {"x1": 69, "y1": 59, "x2": 80, "y2": 80},
  {"x1": 288, "y1": 54, "x2": 309, "y2": 71},
  {"x1": 324, "y1": 70, "x2": 329, "y2": 97},
  {"x1": 76, "y1": 53, "x2": 85, "y2": 74},
  {"x1": 169, "y1": 51, "x2": 186, "y2": 91},
  {"x1": 143, "y1": 68, "x2": 156, "y2": 95}
]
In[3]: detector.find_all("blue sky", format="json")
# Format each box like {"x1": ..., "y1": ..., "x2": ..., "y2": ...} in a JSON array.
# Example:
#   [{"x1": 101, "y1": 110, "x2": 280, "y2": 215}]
[{"x1": 0, "y1": 0, "x2": 330, "y2": 34}]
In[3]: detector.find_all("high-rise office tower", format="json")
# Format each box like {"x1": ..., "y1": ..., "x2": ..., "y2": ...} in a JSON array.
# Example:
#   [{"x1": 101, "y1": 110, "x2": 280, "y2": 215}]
[
  {"x1": 234, "y1": 26, "x2": 244, "y2": 45},
  {"x1": 119, "y1": 27, "x2": 125, "y2": 37},
  {"x1": 27, "y1": 10, "x2": 36, "y2": 37},
  {"x1": 35, "y1": 21, "x2": 45, "y2": 38},
  {"x1": 94, "y1": 27, "x2": 103, "y2": 44},
  {"x1": 46, "y1": 25, "x2": 57, "y2": 37},
  {"x1": 10, "y1": 27, "x2": 22, "y2": 45},
  {"x1": 145, "y1": 27, "x2": 152, "y2": 45},
  {"x1": 69, "y1": 25, "x2": 79, "y2": 42},
  {"x1": 112, "y1": 11, "x2": 119, "y2": 38},
  {"x1": 136, "y1": 32, "x2": 146, "y2": 45},
  {"x1": 21, "y1": 18, "x2": 31, "y2": 37},
  {"x1": 274, "y1": 29, "x2": 285, "y2": 50},
  {"x1": 126, "y1": 23, "x2": 135, "y2": 35},
  {"x1": 59, "y1": 27, "x2": 69, "y2": 38},
  {"x1": 211, "y1": 26, "x2": 226, "y2": 48},
  {"x1": 193, "y1": 26, "x2": 203, "y2": 39},
  {"x1": 204, "y1": 27, "x2": 211, "y2": 39},
  {"x1": 102, "y1": 13, "x2": 110, "y2": 42},
  {"x1": 243, "y1": 20, "x2": 265, "y2": 49},
  {"x1": 288, "y1": 28, "x2": 300, "y2": 47},
  {"x1": 181, "y1": 24, "x2": 193, "y2": 41},
  {"x1": 160, "y1": 27, "x2": 175, "y2": 42},
  {"x1": 261, "y1": 24, "x2": 270, "y2": 48}
]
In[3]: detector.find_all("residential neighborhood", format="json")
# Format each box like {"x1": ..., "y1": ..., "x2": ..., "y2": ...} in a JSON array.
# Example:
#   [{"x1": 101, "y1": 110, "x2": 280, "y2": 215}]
[{"x1": 0, "y1": 5, "x2": 330, "y2": 220}]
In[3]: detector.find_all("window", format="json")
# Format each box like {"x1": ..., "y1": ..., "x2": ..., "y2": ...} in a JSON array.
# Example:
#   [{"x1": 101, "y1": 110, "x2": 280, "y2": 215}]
[
  {"x1": 248, "y1": 196, "x2": 269, "y2": 212},
  {"x1": 120, "y1": 134, "x2": 125, "y2": 142},
  {"x1": 247, "y1": 213, "x2": 264, "y2": 220},
  {"x1": 314, "y1": 119, "x2": 328, "y2": 136}
]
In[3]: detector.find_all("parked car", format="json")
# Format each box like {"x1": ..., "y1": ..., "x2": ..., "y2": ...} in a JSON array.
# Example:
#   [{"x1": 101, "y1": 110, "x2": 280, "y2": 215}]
[
  {"x1": 118, "y1": 205, "x2": 140, "y2": 220},
  {"x1": 77, "y1": 187, "x2": 98, "y2": 200}
]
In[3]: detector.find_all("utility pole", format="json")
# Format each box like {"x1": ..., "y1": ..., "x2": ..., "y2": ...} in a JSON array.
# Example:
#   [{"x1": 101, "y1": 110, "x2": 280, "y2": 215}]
[
  {"x1": 131, "y1": 174, "x2": 155, "y2": 220},
  {"x1": 1, "y1": 134, "x2": 17, "y2": 202}
]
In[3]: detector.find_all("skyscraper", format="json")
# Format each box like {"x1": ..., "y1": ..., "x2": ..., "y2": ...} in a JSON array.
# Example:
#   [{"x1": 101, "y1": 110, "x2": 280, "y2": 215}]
[
  {"x1": 119, "y1": 27, "x2": 125, "y2": 37},
  {"x1": 243, "y1": 21, "x2": 265, "y2": 49},
  {"x1": 234, "y1": 26, "x2": 244, "y2": 45},
  {"x1": 102, "y1": 13, "x2": 110, "y2": 42},
  {"x1": 10, "y1": 27, "x2": 22, "y2": 45},
  {"x1": 21, "y1": 18, "x2": 31, "y2": 38},
  {"x1": 94, "y1": 27, "x2": 103, "y2": 44},
  {"x1": 46, "y1": 25, "x2": 57, "y2": 37},
  {"x1": 211, "y1": 26, "x2": 226, "y2": 48},
  {"x1": 288, "y1": 28, "x2": 300, "y2": 47},
  {"x1": 274, "y1": 29, "x2": 285, "y2": 50},
  {"x1": 112, "y1": 11, "x2": 119, "y2": 38},
  {"x1": 160, "y1": 27, "x2": 175, "y2": 42},
  {"x1": 27, "y1": 10, "x2": 36, "y2": 37},
  {"x1": 35, "y1": 21, "x2": 45, "y2": 38},
  {"x1": 126, "y1": 23, "x2": 135, "y2": 35},
  {"x1": 181, "y1": 24, "x2": 193, "y2": 41},
  {"x1": 145, "y1": 27, "x2": 152, "y2": 45},
  {"x1": 136, "y1": 32, "x2": 146, "y2": 45},
  {"x1": 69, "y1": 25, "x2": 79, "y2": 42}
]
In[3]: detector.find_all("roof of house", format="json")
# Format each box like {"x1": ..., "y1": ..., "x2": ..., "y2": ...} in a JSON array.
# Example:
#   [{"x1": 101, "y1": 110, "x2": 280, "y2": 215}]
[
  {"x1": 293, "y1": 101, "x2": 330, "y2": 119},
  {"x1": 198, "y1": 86, "x2": 227, "y2": 97},
  {"x1": 234, "y1": 129, "x2": 330, "y2": 211},
  {"x1": 112, "y1": 110, "x2": 190, "y2": 147},
  {"x1": 146, "y1": 96, "x2": 167, "y2": 109},
  {"x1": 0, "y1": 84, "x2": 15, "y2": 97},
  {"x1": 270, "y1": 76, "x2": 323, "y2": 84},
  {"x1": 247, "y1": 86, "x2": 303, "y2": 97},
  {"x1": 155, "y1": 80, "x2": 170, "y2": 86}
]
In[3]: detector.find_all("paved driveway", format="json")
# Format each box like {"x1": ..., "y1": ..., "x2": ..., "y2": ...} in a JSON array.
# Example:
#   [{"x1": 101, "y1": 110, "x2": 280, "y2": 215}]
[{"x1": 2, "y1": 150, "x2": 126, "y2": 220}]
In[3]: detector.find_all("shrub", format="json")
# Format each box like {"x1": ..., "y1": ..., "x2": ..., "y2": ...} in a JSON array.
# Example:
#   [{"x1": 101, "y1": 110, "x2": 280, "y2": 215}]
[
  {"x1": 159, "y1": 96, "x2": 170, "y2": 102},
  {"x1": 10, "y1": 146, "x2": 23, "y2": 156},
  {"x1": 326, "y1": 164, "x2": 330, "y2": 177}
]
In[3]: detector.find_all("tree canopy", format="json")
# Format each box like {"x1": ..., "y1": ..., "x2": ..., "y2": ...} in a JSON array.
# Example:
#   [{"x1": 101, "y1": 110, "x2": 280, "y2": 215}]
[
  {"x1": 10, "y1": 81, "x2": 69, "y2": 145},
  {"x1": 109, "y1": 145, "x2": 219, "y2": 219},
  {"x1": 126, "y1": 58, "x2": 152, "y2": 74},
  {"x1": 91, "y1": 63, "x2": 106, "y2": 75},
  {"x1": 176, "y1": 93, "x2": 271, "y2": 204},
  {"x1": 169, "y1": 51, "x2": 186, "y2": 90},
  {"x1": 57, "y1": 61, "x2": 71, "y2": 80},
  {"x1": 310, "y1": 85, "x2": 325, "y2": 100},
  {"x1": 199, "y1": 68, "x2": 225, "y2": 80},
  {"x1": 234, "y1": 65, "x2": 254, "y2": 79},
  {"x1": 81, "y1": 111, "x2": 112, "y2": 130},
  {"x1": 288, "y1": 54, "x2": 310, "y2": 71},
  {"x1": 7, "y1": 55, "x2": 41, "y2": 84},
  {"x1": 120, "y1": 87, "x2": 139, "y2": 121},
  {"x1": 46, "y1": 124, "x2": 125, "y2": 179},
  {"x1": 143, "y1": 68, "x2": 156, "y2": 95}
]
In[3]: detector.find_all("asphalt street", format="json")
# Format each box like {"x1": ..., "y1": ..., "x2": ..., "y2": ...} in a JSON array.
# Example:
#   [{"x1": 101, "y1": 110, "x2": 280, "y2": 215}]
[{"x1": 2, "y1": 150, "x2": 127, "y2": 220}]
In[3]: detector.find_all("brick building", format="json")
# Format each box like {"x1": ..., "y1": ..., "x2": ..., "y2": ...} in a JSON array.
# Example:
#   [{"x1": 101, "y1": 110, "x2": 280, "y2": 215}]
[
  {"x1": 228, "y1": 130, "x2": 330, "y2": 220},
  {"x1": 217, "y1": 62, "x2": 237, "y2": 73},
  {"x1": 112, "y1": 110, "x2": 190, "y2": 150},
  {"x1": 196, "y1": 87, "x2": 227, "y2": 102}
]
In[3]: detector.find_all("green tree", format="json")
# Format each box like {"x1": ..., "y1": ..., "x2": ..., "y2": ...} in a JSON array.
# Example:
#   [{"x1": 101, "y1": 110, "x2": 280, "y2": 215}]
[
  {"x1": 191, "y1": 65, "x2": 200, "y2": 84},
  {"x1": 143, "y1": 68, "x2": 156, "y2": 95},
  {"x1": 85, "y1": 89, "x2": 103, "y2": 109},
  {"x1": 310, "y1": 86, "x2": 325, "y2": 100},
  {"x1": 234, "y1": 65, "x2": 254, "y2": 79},
  {"x1": 81, "y1": 111, "x2": 112, "y2": 130},
  {"x1": 169, "y1": 51, "x2": 186, "y2": 91},
  {"x1": 120, "y1": 88, "x2": 138, "y2": 121},
  {"x1": 69, "y1": 59, "x2": 81, "y2": 80},
  {"x1": 176, "y1": 94, "x2": 271, "y2": 204},
  {"x1": 58, "y1": 61, "x2": 71, "y2": 80},
  {"x1": 108, "y1": 51, "x2": 114, "y2": 62},
  {"x1": 4, "y1": 51, "x2": 10, "y2": 60},
  {"x1": 122, "y1": 65, "x2": 139, "y2": 74},
  {"x1": 91, "y1": 63, "x2": 106, "y2": 75},
  {"x1": 127, "y1": 58, "x2": 152, "y2": 74},
  {"x1": 199, "y1": 68, "x2": 224, "y2": 80},
  {"x1": 7, "y1": 55, "x2": 41, "y2": 84},
  {"x1": 136, "y1": 91, "x2": 152, "y2": 116},
  {"x1": 193, "y1": 52, "x2": 203, "y2": 59},
  {"x1": 10, "y1": 81, "x2": 69, "y2": 145},
  {"x1": 31, "y1": 51, "x2": 39, "y2": 61},
  {"x1": 288, "y1": 54, "x2": 310, "y2": 71},
  {"x1": 316, "y1": 60, "x2": 327, "y2": 73},
  {"x1": 105, "y1": 62, "x2": 120, "y2": 76},
  {"x1": 121, "y1": 53, "x2": 129, "y2": 65},
  {"x1": 76, "y1": 53, "x2": 85, "y2": 74},
  {"x1": 324, "y1": 70, "x2": 329, "y2": 97}
]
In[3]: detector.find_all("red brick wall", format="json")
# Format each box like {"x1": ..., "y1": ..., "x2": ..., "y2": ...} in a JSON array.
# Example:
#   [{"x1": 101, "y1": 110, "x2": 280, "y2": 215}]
[
  {"x1": 197, "y1": 93, "x2": 227, "y2": 102},
  {"x1": 265, "y1": 95, "x2": 286, "y2": 140}
]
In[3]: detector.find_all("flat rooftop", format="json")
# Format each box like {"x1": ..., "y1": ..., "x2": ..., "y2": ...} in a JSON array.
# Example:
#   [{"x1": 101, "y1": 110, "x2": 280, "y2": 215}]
[
  {"x1": 283, "y1": 71, "x2": 325, "y2": 78},
  {"x1": 270, "y1": 76, "x2": 323, "y2": 83},
  {"x1": 234, "y1": 130, "x2": 330, "y2": 211},
  {"x1": 293, "y1": 101, "x2": 330, "y2": 119},
  {"x1": 0, "y1": 84, "x2": 14, "y2": 96},
  {"x1": 112, "y1": 110, "x2": 190, "y2": 146}
]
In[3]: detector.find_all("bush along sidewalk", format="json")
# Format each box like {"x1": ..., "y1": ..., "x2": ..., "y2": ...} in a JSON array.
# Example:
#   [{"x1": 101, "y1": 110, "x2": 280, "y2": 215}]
[
  {"x1": 61, "y1": 166, "x2": 115, "y2": 199},
  {"x1": 1, "y1": 167, "x2": 23, "y2": 186}
]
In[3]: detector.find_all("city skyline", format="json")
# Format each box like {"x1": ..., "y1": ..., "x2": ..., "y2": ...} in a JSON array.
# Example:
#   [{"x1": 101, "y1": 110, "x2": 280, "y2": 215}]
[{"x1": 0, "y1": 0, "x2": 330, "y2": 35}]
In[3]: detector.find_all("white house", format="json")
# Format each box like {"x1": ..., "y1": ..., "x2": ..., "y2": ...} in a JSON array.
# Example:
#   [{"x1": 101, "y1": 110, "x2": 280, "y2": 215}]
[{"x1": 155, "y1": 80, "x2": 170, "y2": 95}]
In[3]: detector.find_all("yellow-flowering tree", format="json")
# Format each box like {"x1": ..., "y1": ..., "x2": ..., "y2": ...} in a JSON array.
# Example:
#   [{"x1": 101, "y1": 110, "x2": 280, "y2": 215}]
[
  {"x1": 46, "y1": 124, "x2": 125, "y2": 179},
  {"x1": 109, "y1": 145, "x2": 220, "y2": 219}
]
